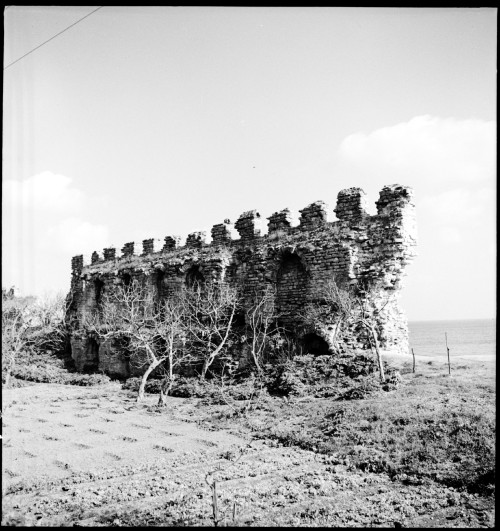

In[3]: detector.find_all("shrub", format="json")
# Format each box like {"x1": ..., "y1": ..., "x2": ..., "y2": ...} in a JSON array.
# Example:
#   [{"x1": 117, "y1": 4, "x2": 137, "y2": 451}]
[
  {"x1": 263, "y1": 352, "x2": 388, "y2": 397},
  {"x1": 171, "y1": 377, "x2": 209, "y2": 398},
  {"x1": 336, "y1": 376, "x2": 382, "y2": 400},
  {"x1": 11, "y1": 363, "x2": 111, "y2": 386},
  {"x1": 123, "y1": 376, "x2": 222, "y2": 400},
  {"x1": 347, "y1": 445, "x2": 396, "y2": 474},
  {"x1": 123, "y1": 377, "x2": 163, "y2": 394},
  {"x1": 265, "y1": 359, "x2": 307, "y2": 396}
]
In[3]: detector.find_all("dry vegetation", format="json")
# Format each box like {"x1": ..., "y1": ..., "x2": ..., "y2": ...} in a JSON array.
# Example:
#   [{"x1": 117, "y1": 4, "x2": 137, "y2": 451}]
[
  {"x1": 2, "y1": 287, "x2": 495, "y2": 527},
  {"x1": 2, "y1": 351, "x2": 495, "y2": 527}
]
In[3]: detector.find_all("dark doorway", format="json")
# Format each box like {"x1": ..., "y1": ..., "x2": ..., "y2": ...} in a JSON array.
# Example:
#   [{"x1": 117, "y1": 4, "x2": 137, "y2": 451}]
[
  {"x1": 83, "y1": 337, "x2": 100, "y2": 373},
  {"x1": 94, "y1": 278, "x2": 105, "y2": 307},
  {"x1": 121, "y1": 272, "x2": 132, "y2": 288},
  {"x1": 155, "y1": 269, "x2": 166, "y2": 299},
  {"x1": 301, "y1": 333, "x2": 330, "y2": 355},
  {"x1": 185, "y1": 265, "x2": 205, "y2": 288}
]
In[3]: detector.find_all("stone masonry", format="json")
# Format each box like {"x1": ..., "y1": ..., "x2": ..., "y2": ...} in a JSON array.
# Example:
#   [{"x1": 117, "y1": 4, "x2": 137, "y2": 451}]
[{"x1": 66, "y1": 184, "x2": 417, "y2": 378}]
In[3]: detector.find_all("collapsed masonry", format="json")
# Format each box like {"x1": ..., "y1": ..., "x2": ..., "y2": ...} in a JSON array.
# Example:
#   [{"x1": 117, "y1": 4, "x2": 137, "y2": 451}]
[{"x1": 66, "y1": 184, "x2": 417, "y2": 378}]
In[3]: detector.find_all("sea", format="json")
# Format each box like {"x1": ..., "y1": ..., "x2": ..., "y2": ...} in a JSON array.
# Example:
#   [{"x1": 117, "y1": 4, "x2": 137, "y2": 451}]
[{"x1": 408, "y1": 318, "x2": 496, "y2": 359}]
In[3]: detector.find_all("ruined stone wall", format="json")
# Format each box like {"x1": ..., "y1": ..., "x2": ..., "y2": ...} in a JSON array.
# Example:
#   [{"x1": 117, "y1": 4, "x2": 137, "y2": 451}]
[{"x1": 66, "y1": 184, "x2": 417, "y2": 377}]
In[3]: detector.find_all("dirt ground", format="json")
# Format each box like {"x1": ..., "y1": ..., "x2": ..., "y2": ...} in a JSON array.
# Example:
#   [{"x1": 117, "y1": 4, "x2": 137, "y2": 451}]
[{"x1": 2, "y1": 358, "x2": 495, "y2": 527}]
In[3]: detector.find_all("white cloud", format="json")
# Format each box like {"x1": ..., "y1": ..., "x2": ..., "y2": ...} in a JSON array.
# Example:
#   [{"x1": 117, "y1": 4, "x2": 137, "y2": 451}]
[
  {"x1": 336, "y1": 115, "x2": 495, "y2": 188},
  {"x1": 419, "y1": 186, "x2": 495, "y2": 243},
  {"x1": 47, "y1": 217, "x2": 110, "y2": 255},
  {"x1": 4, "y1": 171, "x2": 86, "y2": 214},
  {"x1": 438, "y1": 226, "x2": 461, "y2": 244},
  {"x1": 2, "y1": 171, "x2": 110, "y2": 296},
  {"x1": 334, "y1": 116, "x2": 496, "y2": 244},
  {"x1": 420, "y1": 187, "x2": 493, "y2": 227}
]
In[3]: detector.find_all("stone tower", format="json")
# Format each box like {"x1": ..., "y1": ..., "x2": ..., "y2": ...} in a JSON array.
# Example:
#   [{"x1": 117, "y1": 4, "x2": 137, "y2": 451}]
[{"x1": 66, "y1": 184, "x2": 417, "y2": 378}]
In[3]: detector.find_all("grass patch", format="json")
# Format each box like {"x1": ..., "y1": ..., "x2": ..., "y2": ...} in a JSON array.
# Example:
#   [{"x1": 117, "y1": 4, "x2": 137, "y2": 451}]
[
  {"x1": 195, "y1": 358, "x2": 495, "y2": 497},
  {"x1": 12, "y1": 363, "x2": 111, "y2": 386},
  {"x1": 7, "y1": 350, "x2": 112, "y2": 387}
]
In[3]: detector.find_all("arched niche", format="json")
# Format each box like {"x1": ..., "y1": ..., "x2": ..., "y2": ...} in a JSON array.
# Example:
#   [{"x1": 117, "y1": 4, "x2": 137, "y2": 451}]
[
  {"x1": 300, "y1": 332, "x2": 330, "y2": 356},
  {"x1": 83, "y1": 336, "x2": 100, "y2": 373},
  {"x1": 276, "y1": 251, "x2": 308, "y2": 327},
  {"x1": 120, "y1": 272, "x2": 132, "y2": 288},
  {"x1": 155, "y1": 269, "x2": 166, "y2": 299},
  {"x1": 94, "y1": 278, "x2": 105, "y2": 307},
  {"x1": 185, "y1": 264, "x2": 205, "y2": 289}
]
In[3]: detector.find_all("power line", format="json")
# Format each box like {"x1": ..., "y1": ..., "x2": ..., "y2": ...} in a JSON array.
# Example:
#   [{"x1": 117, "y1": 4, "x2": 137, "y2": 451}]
[{"x1": 4, "y1": 6, "x2": 103, "y2": 70}]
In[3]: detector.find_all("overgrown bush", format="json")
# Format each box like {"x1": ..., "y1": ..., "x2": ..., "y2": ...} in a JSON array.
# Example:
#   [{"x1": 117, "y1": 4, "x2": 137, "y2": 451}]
[
  {"x1": 123, "y1": 377, "x2": 163, "y2": 394},
  {"x1": 2, "y1": 291, "x2": 70, "y2": 387},
  {"x1": 265, "y1": 359, "x2": 308, "y2": 396},
  {"x1": 263, "y1": 352, "x2": 394, "y2": 397},
  {"x1": 335, "y1": 375, "x2": 382, "y2": 400},
  {"x1": 172, "y1": 376, "x2": 214, "y2": 398},
  {"x1": 11, "y1": 363, "x2": 111, "y2": 386},
  {"x1": 122, "y1": 373, "x2": 267, "y2": 408},
  {"x1": 8, "y1": 349, "x2": 110, "y2": 386},
  {"x1": 120, "y1": 350, "x2": 400, "y2": 403}
]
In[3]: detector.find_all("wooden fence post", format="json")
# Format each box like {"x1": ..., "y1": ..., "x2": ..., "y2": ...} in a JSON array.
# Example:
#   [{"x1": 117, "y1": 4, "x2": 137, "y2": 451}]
[{"x1": 445, "y1": 332, "x2": 451, "y2": 376}]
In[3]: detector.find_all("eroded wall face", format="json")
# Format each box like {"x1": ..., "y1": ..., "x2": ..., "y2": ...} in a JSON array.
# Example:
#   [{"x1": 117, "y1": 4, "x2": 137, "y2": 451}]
[
  {"x1": 70, "y1": 336, "x2": 99, "y2": 373},
  {"x1": 67, "y1": 184, "x2": 417, "y2": 376},
  {"x1": 98, "y1": 338, "x2": 131, "y2": 379},
  {"x1": 276, "y1": 253, "x2": 309, "y2": 326}
]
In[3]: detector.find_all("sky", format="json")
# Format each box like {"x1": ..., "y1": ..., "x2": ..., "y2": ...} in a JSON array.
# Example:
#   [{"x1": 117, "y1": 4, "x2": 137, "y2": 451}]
[{"x1": 3, "y1": 6, "x2": 496, "y2": 321}]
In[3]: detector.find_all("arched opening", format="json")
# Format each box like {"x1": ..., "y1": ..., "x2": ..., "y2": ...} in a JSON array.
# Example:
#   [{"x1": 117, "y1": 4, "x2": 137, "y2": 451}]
[
  {"x1": 94, "y1": 278, "x2": 105, "y2": 308},
  {"x1": 185, "y1": 264, "x2": 205, "y2": 289},
  {"x1": 301, "y1": 333, "x2": 330, "y2": 356},
  {"x1": 276, "y1": 251, "x2": 308, "y2": 327},
  {"x1": 233, "y1": 310, "x2": 246, "y2": 328},
  {"x1": 155, "y1": 269, "x2": 166, "y2": 300},
  {"x1": 83, "y1": 337, "x2": 100, "y2": 373},
  {"x1": 121, "y1": 272, "x2": 132, "y2": 289}
]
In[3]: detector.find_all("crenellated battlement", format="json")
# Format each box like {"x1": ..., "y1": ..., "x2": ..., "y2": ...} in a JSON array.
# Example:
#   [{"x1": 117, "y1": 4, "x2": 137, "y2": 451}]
[
  {"x1": 334, "y1": 187, "x2": 368, "y2": 222},
  {"x1": 67, "y1": 184, "x2": 417, "y2": 377},
  {"x1": 72, "y1": 184, "x2": 415, "y2": 271}
]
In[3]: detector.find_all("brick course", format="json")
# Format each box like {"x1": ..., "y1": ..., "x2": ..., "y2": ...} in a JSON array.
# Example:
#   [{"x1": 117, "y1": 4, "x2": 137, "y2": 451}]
[{"x1": 66, "y1": 184, "x2": 417, "y2": 377}]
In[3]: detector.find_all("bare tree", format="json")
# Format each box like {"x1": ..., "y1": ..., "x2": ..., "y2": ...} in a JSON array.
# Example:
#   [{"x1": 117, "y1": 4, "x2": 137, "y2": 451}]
[
  {"x1": 183, "y1": 281, "x2": 239, "y2": 380},
  {"x1": 27, "y1": 292, "x2": 69, "y2": 354},
  {"x1": 155, "y1": 296, "x2": 188, "y2": 406},
  {"x1": 303, "y1": 279, "x2": 353, "y2": 353},
  {"x1": 352, "y1": 281, "x2": 395, "y2": 383},
  {"x1": 82, "y1": 280, "x2": 190, "y2": 402},
  {"x1": 2, "y1": 292, "x2": 68, "y2": 387},
  {"x1": 241, "y1": 285, "x2": 282, "y2": 374},
  {"x1": 303, "y1": 277, "x2": 394, "y2": 382},
  {"x1": 2, "y1": 300, "x2": 30, "y2": 388}
]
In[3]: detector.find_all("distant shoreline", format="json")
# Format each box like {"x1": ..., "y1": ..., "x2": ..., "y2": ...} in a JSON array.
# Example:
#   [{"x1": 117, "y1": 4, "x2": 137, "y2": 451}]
[
  {"x1": 385, "y1": 351, "x2": 495, "y2": 364},
  {"x1": 409, "y1": 318, "x2": 496, "y2": 324}
]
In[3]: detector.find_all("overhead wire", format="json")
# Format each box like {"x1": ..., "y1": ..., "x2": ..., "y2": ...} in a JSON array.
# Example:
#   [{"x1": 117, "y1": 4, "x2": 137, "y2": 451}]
[{"x1": 4, "y1": 6, "x2": 103, "y2": 70}]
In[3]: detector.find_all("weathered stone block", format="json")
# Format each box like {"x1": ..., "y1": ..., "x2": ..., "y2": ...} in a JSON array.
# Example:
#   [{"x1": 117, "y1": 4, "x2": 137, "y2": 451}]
[
  {"x1": 299, "y1": 201, "x2": 329, "y2": 230},
  {"x1": 211, "y1": 222, "x2": 233, "y2": 245},
  {"x1": 235, "y1": 210, "x2": 262, "y2": 241},
  {"x1": 103, "y1": 247, "x2": 116, "y2": 261},
  {"x1": 186, "y1": 231, "x2": 208, "y2": 249},
  {"x1": 121, "y1": 242, "x2": 136, "y2": 257},
  {"x1": 334, "y1": 187, "x2": 368, "y2": 221},
  {"x1": 163, "y1": 235, "x2": 182, "y2": 251}
]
